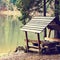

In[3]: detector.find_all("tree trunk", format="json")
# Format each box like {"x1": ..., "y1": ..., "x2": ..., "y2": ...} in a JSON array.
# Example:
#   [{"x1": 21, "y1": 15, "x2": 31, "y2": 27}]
[{"x1": 54, "y1": 0, "x2": 60, "y2": 38}]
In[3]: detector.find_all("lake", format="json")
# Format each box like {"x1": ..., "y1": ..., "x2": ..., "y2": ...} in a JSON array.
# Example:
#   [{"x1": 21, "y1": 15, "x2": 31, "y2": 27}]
[
  {"x1": 0, "y1": 13, "x2": 44, "y2": 56},
  {"x1": 0, "y1": 14, "x2": 26, "y2": 56},
  {"x1": 0, "y1": 13, "x2": 42, "y2": 56}
]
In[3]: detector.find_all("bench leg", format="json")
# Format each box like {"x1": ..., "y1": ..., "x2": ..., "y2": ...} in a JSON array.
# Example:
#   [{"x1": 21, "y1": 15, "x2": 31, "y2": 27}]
[
  {"x1": 25, "y1": 31, "x2": 29, "y2": 52},
  {"x1": 37, "y1": 33, "x2": 41, "y2": 54}
]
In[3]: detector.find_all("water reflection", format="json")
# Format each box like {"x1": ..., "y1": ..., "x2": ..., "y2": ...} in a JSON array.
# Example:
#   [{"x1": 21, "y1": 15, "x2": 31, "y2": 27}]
[{"x1": 0, "y1": 14, "x2": 24, "y2": 55}]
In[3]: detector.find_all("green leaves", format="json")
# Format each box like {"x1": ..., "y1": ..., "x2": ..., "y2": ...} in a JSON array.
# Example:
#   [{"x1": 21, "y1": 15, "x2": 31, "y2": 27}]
[
  {"x1": 16, "y1": 0, "x2": 60, "y2": 24},
  {"x1": 16, "y1": 0, "x2": 32, "y2": 25}
]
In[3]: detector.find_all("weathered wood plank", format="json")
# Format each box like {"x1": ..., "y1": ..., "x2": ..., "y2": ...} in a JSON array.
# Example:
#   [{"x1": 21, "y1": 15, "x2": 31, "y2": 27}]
[
  {"x1": 22, "y1": 27, "x2": 44, "y2": 31},
  {"x1": 21, "y1": 29, "x2": 41, "y2": 33},
  {"x1": 25, "y1": 39, "x2": 44, "y2": 44},
  {"x1": 28, "y1": 20, "x2": 50, "y2": 22},
  {"x1": 25, "y1": 24, "x2": 49, "y2": 27},
  {"x1": 33, "y1": 17, "x2": 55, "y2": 19},
  {"x1": 25, "y1": 25, "x2": 46, "y2": 27},
  {"x1": 31, "y1": 19, "x2": 53, "y2": 21},
  {"x1": 45, "y1": 37, "x2": 60, "y2": 42},
  {"x1": 21, "y1": 17, "x2": 55, "y2": 33},
  {"x1": 22, "y1": 26, "x2": 45, "y2": 28},
  {"x1": 29, "y1": 21, "x2": 52, "y2": 24},
  {"x1": 26, "y1": 23, "x2": 49, "y2": 25},
  {"x1": 23, "y1": 27, "x2": 45, "y2": 29},
  {"x1": 29, "y1": 46, "x2": 39, "y2": 49}
]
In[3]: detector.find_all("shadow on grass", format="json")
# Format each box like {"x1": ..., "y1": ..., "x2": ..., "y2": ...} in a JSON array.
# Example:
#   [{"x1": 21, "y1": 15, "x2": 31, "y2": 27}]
[
  {"x1": 24, "y1": 49, "x2": 60, "y2": 55},
  {"x1": 14, "y1": 46, "x2": 60, "y2": 55}
]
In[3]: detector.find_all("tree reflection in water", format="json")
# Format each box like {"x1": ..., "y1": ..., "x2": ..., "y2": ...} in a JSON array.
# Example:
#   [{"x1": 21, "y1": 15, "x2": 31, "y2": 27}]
[{"x1": 0, "y1": 14, "x2": 24, "y2": 55}]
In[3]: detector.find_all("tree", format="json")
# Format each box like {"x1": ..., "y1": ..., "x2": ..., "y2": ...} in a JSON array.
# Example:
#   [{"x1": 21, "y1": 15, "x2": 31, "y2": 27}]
[
  {"x1": 16, "y1": 0, "x2": 43, "y2": 25},
  {"x1": 10, "y1": 0, "x2": 16, "y2": 4},
  {"x1": 16, "y1": 0, "x2": 31, "y2": 25},
  {"x1": 15, "y1": 0, "x2": 60, "y2": 24},
  {"x1": 54, "y1": 0, "x2": 60, "y2": 23}
]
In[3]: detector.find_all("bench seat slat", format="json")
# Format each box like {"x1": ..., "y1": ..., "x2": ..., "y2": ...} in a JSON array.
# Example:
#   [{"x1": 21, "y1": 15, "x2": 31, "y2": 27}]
[{"x1": 45, "y1": 37, "x2": 60, "y2": 42}]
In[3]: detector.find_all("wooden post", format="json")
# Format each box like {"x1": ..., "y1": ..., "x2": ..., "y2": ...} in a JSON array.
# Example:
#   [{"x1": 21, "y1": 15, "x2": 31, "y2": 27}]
[
  {"x1": 37, "y1": 33, "x2": 41, "y2": 54},
  {"x1": 25, "y1": 31, "x2": 29, "y2": 52},
  {"x1": 44, "y1": 0, "x2": 46, "y2": 16},
  {"x1": 55, "y1": 0, "x2": 59, "y2": 17},
  {"x1": 44, "y1": 0, "x2": 46, "y2": 37},
  {"x1": 54, "y1": 0, "x2": 59, "y2": 38},
  {"x1": 48, "y1": 29, "x2": 51, "y2": 38}
]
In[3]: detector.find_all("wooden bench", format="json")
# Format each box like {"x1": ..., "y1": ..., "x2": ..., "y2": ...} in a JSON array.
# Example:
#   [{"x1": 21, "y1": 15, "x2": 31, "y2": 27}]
[
  {"x1": 24, "y1": 39, "x2": 49, "y2": 49},
  {"x1": 24, "y1": 39, "x2": 60, "y2": 51},
  {"x1": 45, "y1": 37, "x2": 60, "y2": 42},
  {"x1": 24, "y1": 39, "x2": 46, "y2": 45}
]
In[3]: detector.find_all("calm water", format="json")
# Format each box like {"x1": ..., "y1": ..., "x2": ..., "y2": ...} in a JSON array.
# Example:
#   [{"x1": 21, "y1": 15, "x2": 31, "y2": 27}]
[
  {"x1": 0, "y1": 14, "x2": 44, "y2": 56},
  {"x1": 0, "y1": 14, "x2": 25, "y2": 55}
]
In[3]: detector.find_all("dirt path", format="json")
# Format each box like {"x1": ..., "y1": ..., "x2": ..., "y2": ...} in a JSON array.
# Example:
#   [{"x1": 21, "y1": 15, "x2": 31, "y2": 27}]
[{"x1": 0, "y1": 51, "x2": 60, "y2": 60}]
